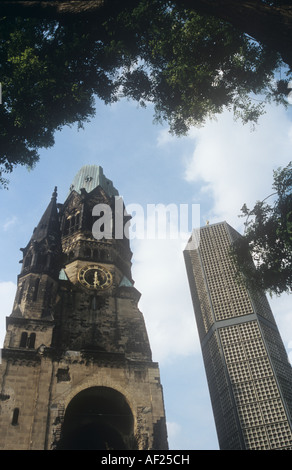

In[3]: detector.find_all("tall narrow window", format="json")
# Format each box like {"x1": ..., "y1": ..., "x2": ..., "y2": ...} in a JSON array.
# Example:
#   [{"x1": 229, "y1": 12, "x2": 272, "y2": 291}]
[
  {"x1": 37, "y1": 254, "x2": 47, "y2": 268},
  {"x1": 18, "y1": 283, "x2": 25, "y2": 304},
  {"x1": 11, "y1": 408, "x2": 19, "y2": 426},
  {"x1": 45, "y1": 282, "x2": 53, "y2": 309},
  {"x1": 19, "y1": 332, "x2": 28, "y2": 348},
  {"x1": 24, "y1": 254, "x2": 32, "y2": 268},
  {"x1": 33, "y1": 278, "x2": 40, "y2": 301},
  {"x1": 63, "y1": 212, "x2": 80, "y2": 236},
  {"x1": 69, "y1": 215, "x2": 75, "y2": 234},
  {"x1": 28, "y1": 333, "x2": 36, "y2": 349},
  {"x1": 75, "y1": 212, "x2": 80, "y2": 229},
  {"x1": 64, "y1": 218, "x2": 70, "y2": 236}
]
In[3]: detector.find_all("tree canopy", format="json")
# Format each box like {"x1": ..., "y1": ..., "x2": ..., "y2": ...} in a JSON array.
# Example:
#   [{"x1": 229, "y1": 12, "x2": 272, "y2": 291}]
[
  {"x1": 0, "y1": 0, "x2": 291, "y2": 185},
  {"x1": 231, "y1": 162, "x2": 292, "y2": 296}
]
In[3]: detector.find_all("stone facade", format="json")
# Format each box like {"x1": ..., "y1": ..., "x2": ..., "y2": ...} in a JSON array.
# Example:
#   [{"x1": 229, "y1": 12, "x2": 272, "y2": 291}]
[{"x1": 0, "y1": 166, "x2": 168, "y2": 450}]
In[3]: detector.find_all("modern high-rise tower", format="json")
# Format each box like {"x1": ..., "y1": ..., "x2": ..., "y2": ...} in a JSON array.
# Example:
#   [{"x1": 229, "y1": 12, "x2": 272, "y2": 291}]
[
  {"x1": 184, "y1": 221, "x2": 292, "y2": 450},
  {"x1": 0, "y1": 165, "x2": 168, "y2": 450}
]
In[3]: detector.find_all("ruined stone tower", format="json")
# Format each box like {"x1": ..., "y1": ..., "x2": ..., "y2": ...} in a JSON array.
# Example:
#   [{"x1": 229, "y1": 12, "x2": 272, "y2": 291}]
[{"x1": 0, "y1": 165, "x2": 168, "y2": 450}]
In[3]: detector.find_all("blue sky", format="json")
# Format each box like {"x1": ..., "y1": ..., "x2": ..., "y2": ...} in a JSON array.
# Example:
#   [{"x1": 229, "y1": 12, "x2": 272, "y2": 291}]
[{"x1": 0, "y1": 96, "x2": 291, "y2": 450}]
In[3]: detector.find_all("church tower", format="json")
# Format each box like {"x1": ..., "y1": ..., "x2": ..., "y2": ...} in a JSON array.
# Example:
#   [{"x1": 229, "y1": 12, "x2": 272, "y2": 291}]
[{"x1": 0, "y1": 166, "x2": 168, "y2": 450}]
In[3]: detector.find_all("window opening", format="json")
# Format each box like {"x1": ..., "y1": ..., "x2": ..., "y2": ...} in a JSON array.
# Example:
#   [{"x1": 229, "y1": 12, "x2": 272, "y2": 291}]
[
  {"x1": 28, "y1": 333, "x2": 36, "y2": 349},
  {"x1": 11, "y1": 408, "x2": 19, "y2": 426},
  {"x1": 33, "y1": 278, "x2": 40, "y2": 301},
  {"x1": 24, "y1": 254, "x2": 32, "y2": 268},
  {"x1": 20, "y1": 332, "x2": 28, "y2": 348},
  {"x1": 18, "y1": 283, "x2": 25, "y2": 304}
]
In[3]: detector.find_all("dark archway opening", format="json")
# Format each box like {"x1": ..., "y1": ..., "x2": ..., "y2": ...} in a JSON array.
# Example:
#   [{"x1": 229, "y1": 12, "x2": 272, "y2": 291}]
[{"x1": 57, "y1": 387, "x2": 137, "y2": 450}]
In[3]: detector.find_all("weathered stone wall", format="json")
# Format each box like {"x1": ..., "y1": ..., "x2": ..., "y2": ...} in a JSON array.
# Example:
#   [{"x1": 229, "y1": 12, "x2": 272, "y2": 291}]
[{"x1": 0, "y1": 351, "x2": 168, "y2": 450}]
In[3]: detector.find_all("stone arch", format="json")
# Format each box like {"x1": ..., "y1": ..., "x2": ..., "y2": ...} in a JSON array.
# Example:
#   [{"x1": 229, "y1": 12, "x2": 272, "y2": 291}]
[
  {"x1": 57, "y1": 386, "x2": 137, "y2": 450},
  {"x1": 60, "y1": 372, "x2": 139, "y2": 417}
]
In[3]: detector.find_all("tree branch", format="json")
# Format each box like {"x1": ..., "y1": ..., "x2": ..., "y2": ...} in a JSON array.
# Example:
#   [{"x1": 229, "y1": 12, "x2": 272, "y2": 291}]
[
  {"x1": 176, "y1": 0, "x2": 292, "y2": 68},
  {"x1": 0, "y1": 0, "x2": 292, "y2": 67},
  {"x1": 0, "y1": 0, "x2": 108, "y2": 19}
]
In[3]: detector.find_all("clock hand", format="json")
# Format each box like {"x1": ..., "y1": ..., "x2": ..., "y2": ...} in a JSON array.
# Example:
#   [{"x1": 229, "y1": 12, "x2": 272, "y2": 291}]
[{"x1": 94, "y1": 271, "x2": 100, "y2": 287}]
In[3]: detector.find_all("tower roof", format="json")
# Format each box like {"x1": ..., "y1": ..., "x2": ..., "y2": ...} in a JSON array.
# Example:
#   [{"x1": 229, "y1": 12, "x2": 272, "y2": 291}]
[
  {"x1": 30, "y1": 186, "x2": 61, "y2": 245},
  {"x1": 68, "y1": 165, "x2": 119, "y2": 198}
]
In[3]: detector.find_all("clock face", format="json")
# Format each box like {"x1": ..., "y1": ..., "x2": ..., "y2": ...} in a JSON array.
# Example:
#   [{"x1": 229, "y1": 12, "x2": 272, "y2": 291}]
[{"x1": 78, "y1": 265, "x2": 113, "y2": 290}]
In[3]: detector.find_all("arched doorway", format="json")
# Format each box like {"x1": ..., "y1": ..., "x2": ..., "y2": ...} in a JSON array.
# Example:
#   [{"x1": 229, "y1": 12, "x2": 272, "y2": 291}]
[{"x1": 57, "y1": 387, "x2": 137, "y2": 450}]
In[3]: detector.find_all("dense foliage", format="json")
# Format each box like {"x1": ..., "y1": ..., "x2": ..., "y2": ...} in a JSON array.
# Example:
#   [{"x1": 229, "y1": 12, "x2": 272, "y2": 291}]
[
  {"x1": 231, "y1": 162, "x2": 292, "y2": 296},
  {"x1": 0, "y1": 1, "x2": 291, "y2": 185}
]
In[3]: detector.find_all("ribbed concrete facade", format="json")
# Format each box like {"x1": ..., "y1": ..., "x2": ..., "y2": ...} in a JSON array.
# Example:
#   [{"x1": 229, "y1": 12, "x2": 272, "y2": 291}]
[{"x1": 184, "y1": 221, "x2": 292, "y2": 450}]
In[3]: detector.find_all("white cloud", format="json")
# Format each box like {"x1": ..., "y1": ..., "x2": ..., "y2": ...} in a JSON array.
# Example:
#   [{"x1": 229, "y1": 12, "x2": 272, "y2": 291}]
[
  {"x1": 183, "y1": 105, "x2": 292, "y2": 230},
  {"x1": 270, "y1": 293, "x2": 292, "y2": 362},
  {"x1": 154, "y1": 104, "x2": 292, "y2": 364},
  {"x1": 156, "y1": 128, "x2": 177, "y2": 147},
  {"x1": 124, "y1": 204, "x2": 200, "y2": 364},
  {"x1": 166, "y1": 421, "x2": 182, "y2": 441},
  {"x1": 182, "y1": 105, "x2": 292, "y2": 361},
  {"x1": 0, "y1": 281, "x2": 16, "y2": 347},
  {"x1": 3, "y1": 216, "x2": 17, "y2": 232},
  {"x1": 132, "y1": 236, "x2": 199, "y2": 365}
]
